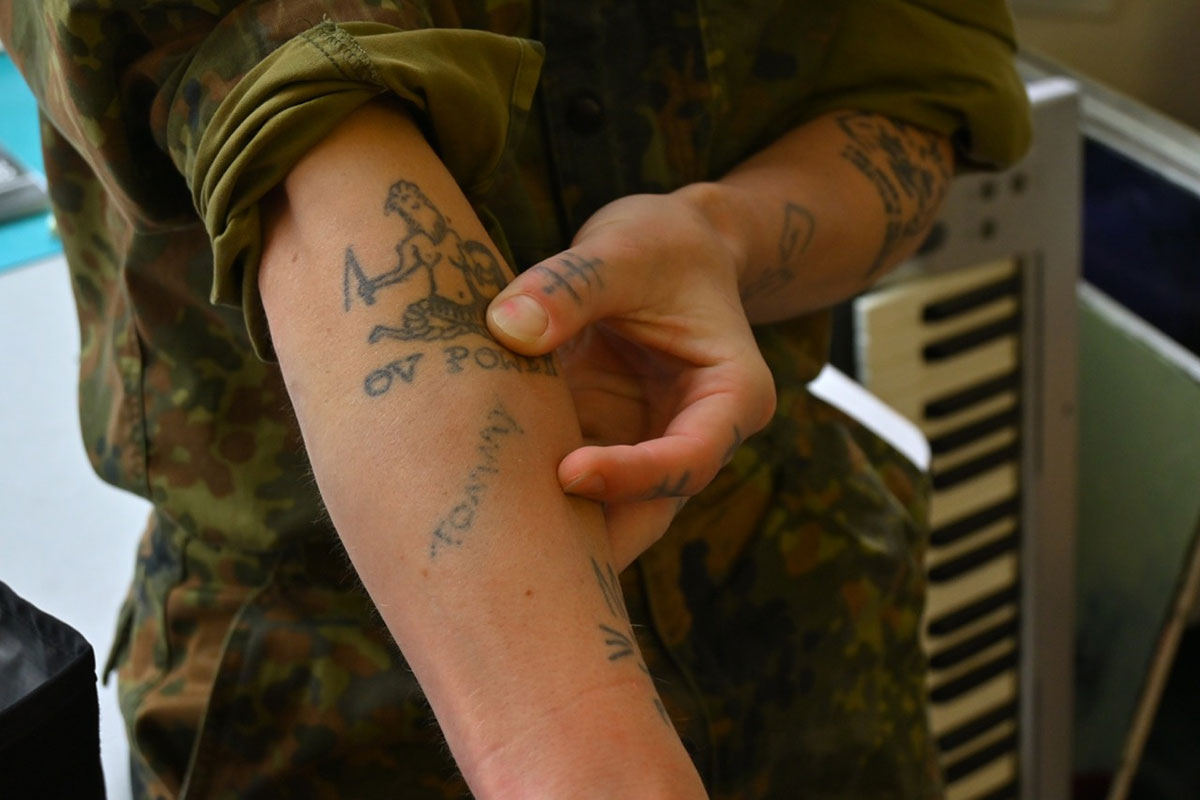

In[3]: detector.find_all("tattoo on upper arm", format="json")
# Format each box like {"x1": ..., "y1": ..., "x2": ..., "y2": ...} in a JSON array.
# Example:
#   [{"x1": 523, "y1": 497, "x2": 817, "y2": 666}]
[
  {"x1": 741, "y1": 202, "x2": 815, "y2": 303},
  {"x1": 591, "y1": 557, "x2": 673, "y2": 727},
  {"x1": 428, "y1": 401, "x2": 525, "y2": 558},
  {"x1": 343, "y1": 180, "x2": 506, "y2": 339},
  {"x1": 532, "y1": 252, "x2": 605, "y2": 306},
  {"x1": 343, "y1": 180, "x2": 560, "y2": 397},
  {"x1": 834, "y1": 112, "x2": 952, "y2": 278}
]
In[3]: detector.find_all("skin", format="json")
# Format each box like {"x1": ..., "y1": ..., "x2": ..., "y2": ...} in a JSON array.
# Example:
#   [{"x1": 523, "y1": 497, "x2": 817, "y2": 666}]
[
  {"x1": 260, "y1": 99, "x2": 952, "y2": 796},
  {"x1": 260, "y1": 103, "x2": 704, "y2": 799},
  {"x1": 488, "y1": 110, "x2": 954, "y2": 563}
]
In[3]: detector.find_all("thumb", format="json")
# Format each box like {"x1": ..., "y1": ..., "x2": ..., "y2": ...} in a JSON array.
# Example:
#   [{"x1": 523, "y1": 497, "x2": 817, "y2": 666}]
[{"x1": 487, "y1": 250, "x2": 610, "y2": 355}]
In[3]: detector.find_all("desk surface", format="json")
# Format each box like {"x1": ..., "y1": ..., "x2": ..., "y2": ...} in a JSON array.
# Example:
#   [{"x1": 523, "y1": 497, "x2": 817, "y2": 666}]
[{"x1": 0, "y1": 256, "x2": 149, "y2": 799}]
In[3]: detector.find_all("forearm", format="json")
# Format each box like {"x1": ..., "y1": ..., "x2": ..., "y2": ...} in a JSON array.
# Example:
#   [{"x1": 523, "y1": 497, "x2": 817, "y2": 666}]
[
  {"x1": 259, "y1": 104, "x2": 702, "y2": 797},
  {"x1": 679, "y1": 110, "x2": 954, "y2": 322}
]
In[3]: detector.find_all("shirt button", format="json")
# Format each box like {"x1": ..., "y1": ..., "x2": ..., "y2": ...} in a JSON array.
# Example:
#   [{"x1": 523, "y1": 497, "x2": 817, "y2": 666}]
[{"x1": 565, "y1": 90, "x2": 606, "y2": 136}]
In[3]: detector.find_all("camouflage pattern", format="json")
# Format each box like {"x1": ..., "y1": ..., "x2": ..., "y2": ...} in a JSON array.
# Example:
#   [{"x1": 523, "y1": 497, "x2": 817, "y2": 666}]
[{"x1": 0, "y1": 1, "x2": 1029, "y2": 797}]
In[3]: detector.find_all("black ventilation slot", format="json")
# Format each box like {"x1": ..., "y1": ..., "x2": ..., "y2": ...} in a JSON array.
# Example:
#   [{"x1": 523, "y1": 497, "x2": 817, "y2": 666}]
[
  {"x1": 936, "y1": 701, "x2": 1019, "y2": 754},
  {"x1": 927, "y1": 585, "x2": 1019, "y2": 638},
  {"x1": 943, "y1": 732, "x2": 1018, "y2": 783},
  {"x1": 930, "y1": 650, "x2": 1019, "y2": 704},
  {"x1": 931, "y1": 497, "x2": 1021, "y2": 548},
  {"x1": 932, "y1": 443, "x2": 1020, "y2": 491},
  {"x1": 923, "y1": 276, "x2": 1021, "y2": 323},
  {"x1": 923, "y1": 314, "x2": 1021, "y2": 362},
  {"x1": 930, "y1": 618, "x2": 1020, "y2": 672},
  {"x1": 924, "y1": 372, "x2": 1020, "y2": 420},
  {"x1": 928, "y1": 533, "x2": 1019, "y2": 584},
  {"x1": 929, "y1": 407, "x2": 1021, "y2": 455}
]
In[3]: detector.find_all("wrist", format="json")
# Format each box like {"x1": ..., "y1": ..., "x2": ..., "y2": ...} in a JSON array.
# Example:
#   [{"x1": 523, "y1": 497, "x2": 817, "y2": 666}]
[
  {"x1": 463, "y1": 679, "x2": 706, "y2": 800},
  {"x1": 671, "y1": 181, "x2": 753, "y2": 290}
]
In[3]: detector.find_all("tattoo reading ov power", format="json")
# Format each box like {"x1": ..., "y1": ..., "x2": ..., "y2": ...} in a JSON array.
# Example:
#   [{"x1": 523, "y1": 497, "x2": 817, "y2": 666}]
[{"x1": 363, "y1": 346, "x2": 557, "y2": 397}]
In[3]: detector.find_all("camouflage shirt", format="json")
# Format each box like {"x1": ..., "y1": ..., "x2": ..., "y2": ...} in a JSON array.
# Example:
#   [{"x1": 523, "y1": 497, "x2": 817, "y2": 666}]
[
  {"x1": 1, "y1": 2, "x2": 1030, "y2": 797},
  {"x1": 0, "y1": 0, "x2": 1028, "y2": 552}
]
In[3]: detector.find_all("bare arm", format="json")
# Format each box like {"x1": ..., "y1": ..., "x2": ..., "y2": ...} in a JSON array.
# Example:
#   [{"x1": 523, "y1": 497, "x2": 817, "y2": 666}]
[
  {"x1": 693, "y1": 110, "x2": 954, "y2": 321},
  {"x1": 258, "y1": 102, "x2": 706, "y2": 798},
  {"x1": 483, "y1": 111, "x2": 953, "y2": 556}
]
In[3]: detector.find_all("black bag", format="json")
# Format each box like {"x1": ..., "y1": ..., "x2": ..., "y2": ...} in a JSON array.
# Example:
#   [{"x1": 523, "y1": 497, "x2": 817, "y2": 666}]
[{"x1": 0, "y1": 580, "x2": 106, "y2": 799}]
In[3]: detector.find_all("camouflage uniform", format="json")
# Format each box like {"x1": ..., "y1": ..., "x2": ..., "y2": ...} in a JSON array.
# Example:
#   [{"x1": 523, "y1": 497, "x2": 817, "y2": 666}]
[{"x1": 0, "y1": 2, "x2": 1029, "y2": 797}]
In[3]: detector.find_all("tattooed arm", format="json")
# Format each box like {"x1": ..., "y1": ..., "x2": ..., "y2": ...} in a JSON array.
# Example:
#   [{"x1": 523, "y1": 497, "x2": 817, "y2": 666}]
[
  {"x1": 700, "y1": 110, "x2": 953, "y2": 322},
  {"x1": 485, "y1": 111, "x2": 951, "y2": 557},
  {"x1": 258, "y1": 103, "x2": 706, "y2": 798}
]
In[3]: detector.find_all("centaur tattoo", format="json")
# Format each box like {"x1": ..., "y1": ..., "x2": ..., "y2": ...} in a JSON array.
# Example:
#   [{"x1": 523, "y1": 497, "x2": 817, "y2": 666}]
[
  {"x1": 343, "y1": 180, "x2": 507, "y2": 342},
  {"x1": 347, "y1": 180, "x2": 559, "y2": 396}
]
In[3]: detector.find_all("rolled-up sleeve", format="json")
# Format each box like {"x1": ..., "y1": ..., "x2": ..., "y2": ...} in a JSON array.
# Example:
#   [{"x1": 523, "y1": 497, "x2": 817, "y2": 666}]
[
  {"x1": 802, "y1": 0, "x2": 1031, "y2": 170},
  {"x1": 160, "y1": 16, "x2": 543, "y2": 359}
]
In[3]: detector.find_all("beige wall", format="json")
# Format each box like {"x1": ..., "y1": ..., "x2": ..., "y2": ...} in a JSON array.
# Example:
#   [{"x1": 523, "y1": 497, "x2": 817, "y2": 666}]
[{"x1": 1014, "y1": 0, "x2": 1200, "y2": 131}]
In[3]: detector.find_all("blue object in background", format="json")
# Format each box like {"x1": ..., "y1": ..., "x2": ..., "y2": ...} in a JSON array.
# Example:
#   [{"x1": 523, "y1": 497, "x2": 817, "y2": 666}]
[
  {"x1": 1083, "y1": 140, "x2": 1200, "y2": 358},
  {"x1": 0, "y1": 52, "x2": 61, "y2": 275}
]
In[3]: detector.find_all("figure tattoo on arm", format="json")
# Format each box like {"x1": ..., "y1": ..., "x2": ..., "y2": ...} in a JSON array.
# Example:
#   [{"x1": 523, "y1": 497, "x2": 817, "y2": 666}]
[
  {"x1": 344, "y1": 180, "x2": 559, "y2": 396},
  {"x1": 834, "y1": 111, "x2": 952, "y2": 278},
  {"x1": 343, "y1": 180, "x2": 507, "y2": 341}
]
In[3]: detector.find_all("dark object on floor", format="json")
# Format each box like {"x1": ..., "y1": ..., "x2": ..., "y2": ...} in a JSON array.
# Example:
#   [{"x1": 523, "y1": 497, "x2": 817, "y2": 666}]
[{"x1": 0, "y1": 580, "x2": 106, "y2": 799}]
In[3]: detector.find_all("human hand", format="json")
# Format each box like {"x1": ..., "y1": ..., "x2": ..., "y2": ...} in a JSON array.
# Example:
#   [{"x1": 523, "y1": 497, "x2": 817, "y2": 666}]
[{"x1": 486, "y1": 190, "x2": 776, "y2": 567}]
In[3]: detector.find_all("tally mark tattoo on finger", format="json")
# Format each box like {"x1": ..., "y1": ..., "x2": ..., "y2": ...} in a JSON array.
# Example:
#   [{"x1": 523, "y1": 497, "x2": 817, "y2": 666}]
[
  {"x1": 532, "y1": 252, "x2": 604, "y2": 306},
  {"x1": 645, "y1": 471, "x2": 691, "y2": 500},
  {"x1": 741, "y1": 202, "x2": 814, "y2": 302},
  {"x1": 343, "y1": 180, "x2": 506, "y2": 342},
  {"x1": 835, "y1": 112, "x2": 951, "y2": 278},
  {"x1": 591, "y1": 557, "x2": 673, "y2": 727},
  {"x1": 428, "y1": 402, "x2": 524, "y2": 558}
]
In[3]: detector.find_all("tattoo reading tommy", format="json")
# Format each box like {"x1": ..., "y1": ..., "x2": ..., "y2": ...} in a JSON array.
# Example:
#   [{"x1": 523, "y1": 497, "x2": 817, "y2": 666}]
[
  {"x1": 428, "y1": 402, "x2": 525, "y2": 558},
  {"x1": 591, "y1": 557, "x2": 673, "y2": 727},
  {"x1": 835, "y1": 112, "x2": 952, "y2": 278}
]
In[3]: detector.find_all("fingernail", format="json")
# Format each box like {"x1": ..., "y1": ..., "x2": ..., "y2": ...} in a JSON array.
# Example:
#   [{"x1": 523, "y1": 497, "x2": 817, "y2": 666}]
[
  {"x1": 490, "y1": 294, "x2": 548, "y2": 344},
  {"x1": 563, "y1": 473, "x2": 606, "y2": 497}
]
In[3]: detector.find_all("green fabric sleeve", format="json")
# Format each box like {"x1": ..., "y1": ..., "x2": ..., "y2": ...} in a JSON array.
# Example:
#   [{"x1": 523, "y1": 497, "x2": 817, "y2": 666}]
[
  {"x1": 177, "y1": 21, "x2": 543, "y2": 360},
  {"x1": 803, "y1": 0, "x2": 1031, "y2": 169}
]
